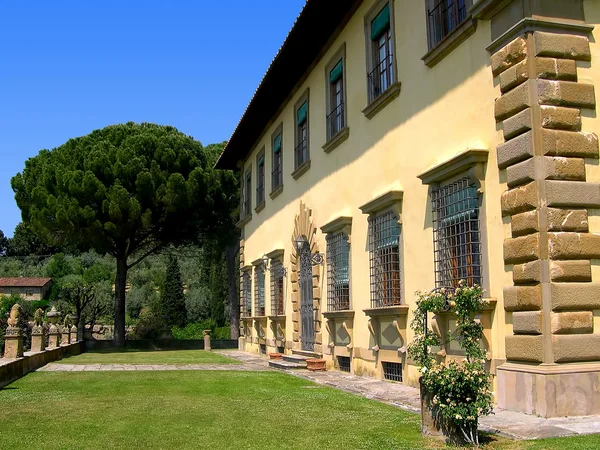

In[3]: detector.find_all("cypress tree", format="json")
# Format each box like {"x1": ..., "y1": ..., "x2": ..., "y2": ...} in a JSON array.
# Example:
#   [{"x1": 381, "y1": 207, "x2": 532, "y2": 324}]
[{"x1": 160, "y1": 255, "x2": 187, "y2": 328}]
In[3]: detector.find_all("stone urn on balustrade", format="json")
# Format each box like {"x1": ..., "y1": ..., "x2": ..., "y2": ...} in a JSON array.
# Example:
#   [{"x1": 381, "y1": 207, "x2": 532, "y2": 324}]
[{"x1": 46, "y1": 306, "x2": 62, "y2": 349}]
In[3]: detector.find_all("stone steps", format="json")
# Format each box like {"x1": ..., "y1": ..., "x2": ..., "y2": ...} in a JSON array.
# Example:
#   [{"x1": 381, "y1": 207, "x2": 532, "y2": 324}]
[
  {"x1": 282, "y1": 354, "x2": 309, "y2": 365},
  {"x1": 268, "y1": 360, "x2": 307, "y2": 370}
]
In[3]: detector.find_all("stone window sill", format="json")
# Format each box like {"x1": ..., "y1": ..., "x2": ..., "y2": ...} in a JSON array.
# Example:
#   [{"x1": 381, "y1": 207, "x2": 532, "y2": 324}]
[
  {"x1": 362, "y1": 82, "x2": 402, "y2": 120},
  {"x1": 422, "y1": 18, "x2": 477, "y2": 68},
  {"x1": 267, "y1": 315, "x2": 286, "y2": 321},
  {"x1": 363, "y1": 305, "x2": 409, "y2": 317},
  {"x1": 322, "y1": 127, "x2": 350, "y2": 154},
  {"x1": 323, "y1": 310, "x2": 355, "y2": 320},
  {"x1": 251, "y1": 316, "x2": 267, "y2": 320},
  {"x1": 291, "y1": 160, "x2": 311, "y2": 180},
  {"x1": 269, "y1": 184, "x2": 283, "y2": 200},
  {"x1": 254, "y1": 201, "x2": 265, "y2": 214},
  {"x1": 236, "y1": 213, "x2": 252, "y2": 228}
]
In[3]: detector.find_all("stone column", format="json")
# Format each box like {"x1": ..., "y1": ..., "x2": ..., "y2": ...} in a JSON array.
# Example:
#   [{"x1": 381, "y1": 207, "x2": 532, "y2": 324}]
[
  {"x1": 203, "y1": 330, "x2": 211, "y2": 351},
  {"x1": 492, "y1": 30, "x2": 600, "y2": 417},
  {"x1": 3, "y1": 326, "x2": 23, "y2": 359}
]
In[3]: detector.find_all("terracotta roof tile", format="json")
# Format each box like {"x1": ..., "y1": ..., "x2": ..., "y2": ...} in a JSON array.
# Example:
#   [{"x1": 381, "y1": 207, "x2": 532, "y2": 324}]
[{"x1": 0, "y1": 277, "x2": 52, "y2": 287}]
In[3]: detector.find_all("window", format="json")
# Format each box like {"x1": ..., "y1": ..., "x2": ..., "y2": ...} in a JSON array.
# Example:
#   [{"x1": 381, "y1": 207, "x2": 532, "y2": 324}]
[
  {"x1": 241, "y1": 167, "x2": 252, "y2": 220},
  {"x1": 327, "y1": 61, "x2": 344, "y2": 139},
  {"x1": 25, "y1": 290, "x2": 33, "y2": 297},
  {"x1": 241, "y1": 270, "x2": 252, "y2": 317},
  {"x1": 337, "y1": 356, "x2": 351, "y2": 373},
  {"x1": 382, "y1": 361, "x2": 403, "y2": 382},
  {"x1": 326, "y1": 232, "x2": 350, "y2": 311},
  {"x1": 432, "y1": 177, "x2": 482, "y2": 289},
  {"x1": 293, "y1": 89, "x2": 310, "y2": 175},
  {"x1": 254, "y1": 265, "x2": 265, "y2": 316},
  {"x1": 270, "y1": 259, "x2": 285, "y2": 316},
  {"x1": 271, "y1": 126, "x2": 283, "y2": 193},
  {"x1": 426, "y1": 0, "x2": 469, "y2": 49},
  {"x1": 368, "y1": 210, "x2": 402, "y2": 307},
  {"x1": 256, "y1": 149, "x2": 265, "y2": 208},
  {"x1": 366, "y1": 2, "x2": 395, "y2": 104}
]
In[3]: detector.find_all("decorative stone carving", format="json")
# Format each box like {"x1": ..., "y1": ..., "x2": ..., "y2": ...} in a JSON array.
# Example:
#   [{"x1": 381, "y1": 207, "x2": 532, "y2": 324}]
[
  {"x1": 4, "y1": 304, "x2": 23, "y2": 359},
  {"x1": 31, "y1": 308, "x2": 47, "y2": 352}
]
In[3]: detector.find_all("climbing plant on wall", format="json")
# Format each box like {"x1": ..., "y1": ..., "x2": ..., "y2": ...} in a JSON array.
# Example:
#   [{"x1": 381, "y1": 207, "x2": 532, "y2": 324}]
[{"x1": 407, "y1": 281, "x2": 493, "y2": 446}]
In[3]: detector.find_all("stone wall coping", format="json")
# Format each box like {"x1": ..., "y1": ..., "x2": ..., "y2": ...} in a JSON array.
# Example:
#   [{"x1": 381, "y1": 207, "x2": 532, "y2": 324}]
[
  {"x1": 320, "y1": 216, "x2": 352, "y2": 234},
  {"x1": 418, "y1": 148, "x2": 489, "y2": 185},
  {"x1": 322, "y1": 310, "x2": 355, "y2": 320},
  {"x1": 497, "y1": 361, "x2": 600, "y2": 375},
  {"x1": 487, "y1": 18, "x2": 594, "y2": 54},
  {"x1": 363, "y1": 305, "x2": 409, "y2": 317},
  {"x1": 359, "y1": 190, "x2": 403, "y2": 215}
]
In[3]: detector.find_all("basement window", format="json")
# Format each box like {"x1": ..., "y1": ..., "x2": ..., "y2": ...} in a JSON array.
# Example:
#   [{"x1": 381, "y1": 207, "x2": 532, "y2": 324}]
[{"x1": 382, "y1": 361, "x2": 403, "y2": 382}]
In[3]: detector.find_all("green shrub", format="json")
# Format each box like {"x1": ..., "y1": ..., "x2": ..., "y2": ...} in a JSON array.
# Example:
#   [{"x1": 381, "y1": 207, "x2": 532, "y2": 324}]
[{"x1": 172, "y1": 321, "x2": 230, "y2": 340}]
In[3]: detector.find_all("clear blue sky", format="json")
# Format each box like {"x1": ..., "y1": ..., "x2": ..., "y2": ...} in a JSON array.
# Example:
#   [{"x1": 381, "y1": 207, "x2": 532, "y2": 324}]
[{"x1": 0, "y1": 0, "x2": 304, "y2": 237}]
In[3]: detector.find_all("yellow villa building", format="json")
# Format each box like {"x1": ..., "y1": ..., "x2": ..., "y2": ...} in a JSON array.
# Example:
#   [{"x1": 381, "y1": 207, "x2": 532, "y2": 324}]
[{"x1": 216, "y1": 0, "x2": 600, "y2": 417}]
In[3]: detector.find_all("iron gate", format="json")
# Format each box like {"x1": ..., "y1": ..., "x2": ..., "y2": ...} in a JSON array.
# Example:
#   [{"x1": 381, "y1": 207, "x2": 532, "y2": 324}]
[{"x1": 299, "y1": 240, "x2": 315, "y2": 351}]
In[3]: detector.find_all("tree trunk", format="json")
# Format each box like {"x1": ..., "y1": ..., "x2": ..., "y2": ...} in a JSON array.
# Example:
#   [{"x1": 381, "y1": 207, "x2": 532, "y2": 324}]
[
  {"x1": 76, "y1": 303, "x2": 84, "y2": 342},
  {"x1": 226, "y1": 243, "x2": 239, "y2": 340},
  {"x1": 113, "y1": 256, "x2": 128, "y2": 347}
]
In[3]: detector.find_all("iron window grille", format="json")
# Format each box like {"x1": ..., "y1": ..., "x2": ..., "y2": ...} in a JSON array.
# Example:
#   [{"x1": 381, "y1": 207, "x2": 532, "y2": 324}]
[
  {"x1": 256, "y1": 156, "x2": 265, "y2": 205},
  {"x1": 294, "y1": 139, "x2": 308, "y2": 169},
  {"x1": 254, "y1": 265, "x2": 265, "y2": 316},
  {"x1": 241, "y1": 271, "x2": 252, "y2": 317},
  {"x1": 368, "y1": 53, "x2": 394, "y2": 104},
  {"x1": 326, "y1": 102, "x2": 345, "y2": 141},
  {"x1": 259, "y1": 344, "x2": 267, "y2": 355},
  {"x1": 432, "y1": 177, "x2": 482, "y2": 289},
  {"x1": 270, "y1": 260, "x2": 285, "y2": 316},
  {"x1": 326, "y1": 232, "x2": 350, "y2": 311},
  {"x1": 337, "y1": 356, "x2": 351, "y2": 373},
  {"x1": 427, "y1": 0, "x2": 468, "y2": 49},
  {"x1": 272, "y1": 142, "x2": 283, "y2": 189},
  {"x1": 382, "y1": 361, "x2": 403, "y2": 382},
  {"x1": 241, "y1": 170, "x2": 252, "y2": 219},
  {"x1": 368, "y1": 210, "x2": 402, "y2": 308}
]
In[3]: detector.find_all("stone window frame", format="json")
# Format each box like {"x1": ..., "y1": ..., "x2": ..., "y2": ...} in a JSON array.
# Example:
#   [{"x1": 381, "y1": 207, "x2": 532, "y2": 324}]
[
  {"x1": 266, "y1": 249, "x2": 286, "y2": 317},
  {"x1": 292, "y1": 88, "x2": 311, "y2": 180},
  {"x1": 417, "y1": 148, "x2": 491, "y2": 293},
  {"x1": 359, "y1": 190, "x2": 405, "y2": 308},
  {"x1": 255, "y1": 147, "x2": 266, "y2": 214},
  {"x1": 270, "y1": 123, "x2": 284, "y2": 199},
  {"x1": 362, "y1": 0, "x2": 402, "y2": 120},
  {"x1": 240, "y1": 265, "x2": 253, "y2": 318},
  {"x1": 239, "y1": 165, "x2": 252, "y2": 226},
  {"x1": 323, "y1": 44, "x2": 350, "y2": 154},
  {"x1": 252, "y1": 259, "x2": 266, "y2": 317},
  {"x1": 320, "y1": 216, "x2": 353, "y2": 312}
]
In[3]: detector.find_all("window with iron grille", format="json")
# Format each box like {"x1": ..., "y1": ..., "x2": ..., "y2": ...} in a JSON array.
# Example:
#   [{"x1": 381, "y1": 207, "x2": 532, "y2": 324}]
[
  {"x1": 270, "y1": 259, "x2": 285, "y2": 316},
  {"x1": 367, "y1": 3, "x2": 395, "y2": 104},
  {"x1": 327, "y1": 59, "x2": 345, "y2": 140},
  {"x1": 256, "y1": 152, "x2": 265, "y2": 206},
  {"x1": 272, "y1": 130, "x2": 283, "y2": 191},
  {"x1": 241, "y1": 270, "x2": 252, "y2": 317},
  {"x1": 368, "y1": 210, "x2": 402, "y2": 308},
  {"x1": 254, "y1": 265, "x2": 265, "y2": 316},
  {"x1": 326, "y1": 232, "x2": 350, "y2": 311},
  {"x1": 432, "y1": 177, "x2": 482, "y2": 289},
  {"x1": 259, "y1": 344, "x2": 267, "y2": 355},
  {"x1": 382, "y1": 361, "x2": 403, "y2": 382},
  {"x1": 337, "y1": 356, "x2": 351, "y2": 373},
  {"x1": 295, "y1": 101, "x2": 309, "y2": 169},
  {"x1": 426, "y1": 0, "x2": 469, "y2": 49}
]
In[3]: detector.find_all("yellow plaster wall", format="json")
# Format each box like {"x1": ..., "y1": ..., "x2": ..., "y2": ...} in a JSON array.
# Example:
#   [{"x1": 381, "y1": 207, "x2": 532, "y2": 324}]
[{"x1": 237, "y1": 0, "x2": 592, "y2": 384}]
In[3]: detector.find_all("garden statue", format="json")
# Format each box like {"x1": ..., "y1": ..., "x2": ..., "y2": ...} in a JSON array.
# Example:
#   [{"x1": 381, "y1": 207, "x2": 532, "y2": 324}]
[
  {"x1": 7, "y1": 304, "x2": 21, "y2": 327},
  {"x1": 3, "y1": 304, "x2": 24, "y2": 358},
  {"x1": 34, "y1": 308, "x2": 44, "y2": 327}
]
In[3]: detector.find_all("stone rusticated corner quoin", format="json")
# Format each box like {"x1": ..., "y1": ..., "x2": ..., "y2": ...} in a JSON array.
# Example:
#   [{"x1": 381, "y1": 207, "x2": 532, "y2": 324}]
[{"x1": 493, "y1": 30, "x2": 600, "y2": 364}]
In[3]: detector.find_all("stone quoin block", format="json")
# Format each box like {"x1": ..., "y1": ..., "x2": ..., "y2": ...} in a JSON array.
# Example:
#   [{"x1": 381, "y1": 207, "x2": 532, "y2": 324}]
[
  {"x1": 505, "y1": 335, "x2": 544, "y2": 362},
  {"x1": 551, "y1": 311, "x2": 593, "y2": 334},
  {"x1": 497, "y1": 131, "x2": 534, "y2": 169},
  {"x1": 546, "y1": 181, "x2": 600, "y2": 208},
  {"x1": 535, "y1": 57, "x2": 578, "y2": 82},
  {"x1": 550, "y1": 283, "x2": 600, "y2": 311},
  {"x1": 537, "y1": 79, "x2": 596, "y2": 109},
  {"x1": 504, "y1": 233, "x2": 540, "y2": 264},
  {"x1": 499, "y1": 58, "x2": 529, "y2": 93},
  {"x1": 542, "y1": 129, "x2": 599, "y2": 159},
  {"x1": 495, "y1": 82, "x2": 531, "y2": 121},
  {"x1": 512, "y1": 311, "x2": 543, "y2": 335},
  {"x1": 546, "y1": 208, "x2": 588, "y2": 232},
  {"x1": 503, "y1": 108, "x2": 532, "y2": 140},
  {"x1": 491, "y1": 36, "x2": 528, "y2": 77},
  {"x1": 501, "y1": 181, "x2": 538, "y2": 216},
  {"x1": 552, "y1": 335, "x2": 600, "y2": 363},
  {"x1": 504, "y1": 285, "x2": 542, "y2": 311},
  {"x1": 548, "y1": 232, "x2": 600, "y2": 260},
  {"x1": 511, "y1": 210, "x2": 539, "y2": 237},
  {"x1": 533, "y1": 31, "x2": 591, "y2": 62},
  {"x1": 513, "y1": 260, "x2": 542, "y2": 284},
  {"x1": 540, "y1": 106, "x2": 582, "y2": 131},
  {"x1": 506, "y1": 157, "x2": 585, "y2": 188},
  {"x1": 549, "y1": 260, "x2": 592, "y2": 282}
]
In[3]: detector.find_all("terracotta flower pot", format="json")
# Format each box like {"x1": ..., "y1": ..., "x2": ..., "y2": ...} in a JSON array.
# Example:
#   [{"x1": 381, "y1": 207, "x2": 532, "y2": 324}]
[
  {"x1": 269, "y1": 353, "x2": 283, "y2": 360},
  {"x1": 306, "y1": 358, "x2": 326, "y2": 371}
]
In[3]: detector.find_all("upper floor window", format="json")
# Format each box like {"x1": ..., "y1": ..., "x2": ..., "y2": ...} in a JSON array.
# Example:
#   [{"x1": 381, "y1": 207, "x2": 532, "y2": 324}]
[
  {"x1": 254, "y1": 265, "x2": 265, "y2": 316},
  {"x1": 271, "y1": 126, "x2": 283, "y2": 192},
  {"x1": 328, "y1": 61, "x2": 344, "y2": 139},
  {"x1": 367, "y1": 2, "x2": 395, "y2": 104},
  {"x1": 293, "y1": 89, "x2": 310, "y2": 177},
  {"x1": 241, "y1": 167, "x2": 252, "y2": 219},
  {"x1": 432, "y1": 177, "x2": 481, "y2": 288},
  {"x1": 326, "y1": 231, "x2": 350, "y2": 311},
  {"x1": 368, "y1": 210, "x2": 402, "y2": 307},
  {"x1": 426, "y1": 0, "x2": 469, "y2": 49},
  {"x1": 241, "y1": 270, "x2": 252, "y2": 317},
  {"x1": 256, "y1": 149, "x2": 265, "y2": 208}
]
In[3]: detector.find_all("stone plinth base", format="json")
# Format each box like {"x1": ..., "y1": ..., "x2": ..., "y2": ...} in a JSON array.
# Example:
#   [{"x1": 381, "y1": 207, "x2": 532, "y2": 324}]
[
  {"x1": 31, "y1": 330, "x2": 46, "y2": 353},
  {"x1": 497, "y1": 363, "x2": 600, "y2": 417},
  {"x1": 70, "y1": 326, "x2": 78, "y2": 344},
  {"x1": 47, "y1": 328, "x2": 60, "y2": 350},
  {"x1": 3, "y1": 327, "x2": 23, "y2": 359}
]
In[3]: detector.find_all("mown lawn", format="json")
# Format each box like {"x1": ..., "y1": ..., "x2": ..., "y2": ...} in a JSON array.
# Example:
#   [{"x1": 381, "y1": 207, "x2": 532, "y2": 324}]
[
  {"x1": 0, "y1": 371, "x2": 598, "y2": 450},
  {"x1": 55, "y1": 348, "x2": 239, "y2": 365}
]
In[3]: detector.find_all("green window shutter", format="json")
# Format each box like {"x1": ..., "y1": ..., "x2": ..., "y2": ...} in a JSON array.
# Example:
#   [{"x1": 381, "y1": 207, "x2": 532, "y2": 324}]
[
  {"x1": 329, "y1": 60, "x2": 343, "y2": 83},
  {"x1": 296, "y1": 102, "x2": 308, "y2": 126},
  {"x1": 273, "y1": 134, "x2": 282, "y2": 152},
  {"x1": 370, "y1": 3, "x2": 390, "y2": 40}
]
